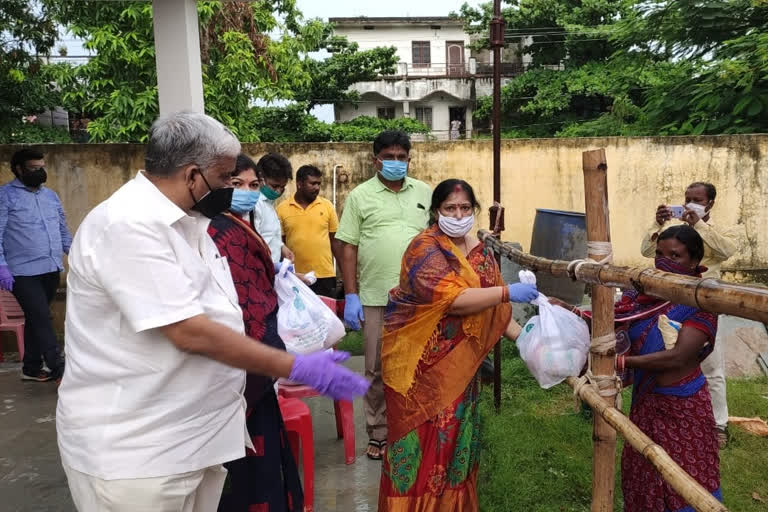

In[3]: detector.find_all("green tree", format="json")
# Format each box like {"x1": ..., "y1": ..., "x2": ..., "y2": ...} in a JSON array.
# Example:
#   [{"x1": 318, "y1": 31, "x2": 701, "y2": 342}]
[
  {"x1": 293, "y1": 36, "x2": 398, "y2": 111},
  {"x1": 618, "y1": 0, "x2": 768, "y2": 135},
  {"x1": 47, "y1": 1, "x2": 402, "y2": 142},
  {"x1": 458, "y1": 0, "x2": 768, "y2": 138},
  {"x1": 0, "y1": 1, "x2": 70, "y2": 142},
  {"x1": 48, "y1": 0, "x2": 322, "y2": 142},
  {"x1": 457, "y1": 0, "x2": 665, "y2": 137},
  {"x1": 237, "y1": 103, "x2": 429, "y2": 142}
]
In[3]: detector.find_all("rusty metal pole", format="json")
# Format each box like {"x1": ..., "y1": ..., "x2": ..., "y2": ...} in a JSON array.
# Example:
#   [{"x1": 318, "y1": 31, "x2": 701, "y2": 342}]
[{"x1": 489, "y1": 0, "x2": 506, "y2": 412}]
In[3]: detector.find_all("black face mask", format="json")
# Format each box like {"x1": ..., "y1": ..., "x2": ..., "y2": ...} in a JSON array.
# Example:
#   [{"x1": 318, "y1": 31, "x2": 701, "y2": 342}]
[
  {"x1": 190, "y1": 170, "x2": 233, "y2": 219},
  {"x1": 19, "y1": 167, "x2": 47, "y2": 188}
]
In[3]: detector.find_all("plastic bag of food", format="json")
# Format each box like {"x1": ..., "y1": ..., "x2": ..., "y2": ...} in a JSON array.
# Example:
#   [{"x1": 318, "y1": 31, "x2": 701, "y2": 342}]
[{"x1": 516, "y1": 270, "x2": 591, "y2": 388}]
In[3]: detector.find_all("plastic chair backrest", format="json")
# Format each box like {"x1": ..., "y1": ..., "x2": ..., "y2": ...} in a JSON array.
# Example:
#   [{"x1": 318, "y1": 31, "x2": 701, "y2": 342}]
[
  {"x1": 0, "y1": 290, "x2": 24, "y2": 323},
  {"x1": 318, "y1": 295, "x2": 344, "y2": 319}
]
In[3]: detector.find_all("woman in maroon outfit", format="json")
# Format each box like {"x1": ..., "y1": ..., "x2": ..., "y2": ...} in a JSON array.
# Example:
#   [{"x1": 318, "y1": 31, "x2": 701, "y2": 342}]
[{"x1": 210, "y1": 154, "x2": 303, "y2": 512}]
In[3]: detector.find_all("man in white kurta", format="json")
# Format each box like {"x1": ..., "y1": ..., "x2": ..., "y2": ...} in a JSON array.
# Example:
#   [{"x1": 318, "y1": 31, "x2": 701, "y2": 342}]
[{"x1": 56, "y1": 112, "x2": 369, "y2": 511}]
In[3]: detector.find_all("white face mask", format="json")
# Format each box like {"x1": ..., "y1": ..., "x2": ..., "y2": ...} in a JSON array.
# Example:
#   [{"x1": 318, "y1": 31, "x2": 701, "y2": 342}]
[
  {"x1": 685, "y1": 202, "x2": 709, "y2": 218},
  {"x1": 438, "y1": 213, "x2": 475, "y2": 238}
]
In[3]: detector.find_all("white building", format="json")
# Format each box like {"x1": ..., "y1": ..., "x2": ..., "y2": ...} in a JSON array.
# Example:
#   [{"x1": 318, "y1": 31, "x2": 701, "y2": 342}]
[{"x1": 330, "y1": 16, "x2": 527, "y2": 140}]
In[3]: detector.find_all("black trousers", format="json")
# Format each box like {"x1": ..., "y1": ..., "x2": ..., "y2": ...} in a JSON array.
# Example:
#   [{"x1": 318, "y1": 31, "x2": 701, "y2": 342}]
[
  {"x1": 309, "y1": 277, "x2": 337, "y2": 298},
  {"x1": 12, "y1": 272, "x2": 64, "y2": 378}
]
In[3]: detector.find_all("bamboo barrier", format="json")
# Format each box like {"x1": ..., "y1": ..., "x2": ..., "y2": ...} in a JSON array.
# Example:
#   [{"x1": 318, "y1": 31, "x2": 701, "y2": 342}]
[
  {"x1": 582, "y1": 149, "x2": 617, "y2": 512},
  {"x1": 479, "y1": 234, "x2": 733, "y2": 512},
  {"x1": 478, "y1": 230, "x2": 768, "y2": 325},
  {"x1": 567, "y1": 376, "x2": 728, "y2": 512},
  {"x1": 480, "y1": 146, "x2": 735, "y2": 512}
]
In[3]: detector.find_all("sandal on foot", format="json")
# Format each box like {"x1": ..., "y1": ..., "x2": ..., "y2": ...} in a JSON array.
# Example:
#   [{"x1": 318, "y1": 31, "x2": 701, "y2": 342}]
[
  {"x1": 366, "y1": 439, "x2": 386, "y2": 460},
  {"x1": 716, "y1": 427, "x2": 729, "y2": 449}
]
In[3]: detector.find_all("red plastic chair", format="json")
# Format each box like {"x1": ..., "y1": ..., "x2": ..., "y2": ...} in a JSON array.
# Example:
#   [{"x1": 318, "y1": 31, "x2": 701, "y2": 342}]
[
  {"x1": 278, "y1": 296, "x2": 357, "y2": 465},
  {"x1": 0, "y1": 290, "x2": 25, "y2": 363},
  {"x1": 279, "y1": 396, "x2": 315, "y2": 512}
]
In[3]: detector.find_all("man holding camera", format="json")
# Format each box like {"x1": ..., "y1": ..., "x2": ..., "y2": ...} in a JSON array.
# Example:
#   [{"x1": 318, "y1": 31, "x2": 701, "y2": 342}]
[{"x1": 641, "y1": 181, "x2": 738, "y2": 448}]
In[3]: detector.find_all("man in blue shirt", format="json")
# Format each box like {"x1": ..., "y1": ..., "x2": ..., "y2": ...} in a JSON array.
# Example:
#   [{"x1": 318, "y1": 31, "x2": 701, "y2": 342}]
[{"x1": 0, "y1": 148, "x2": 70, "y2": 381}]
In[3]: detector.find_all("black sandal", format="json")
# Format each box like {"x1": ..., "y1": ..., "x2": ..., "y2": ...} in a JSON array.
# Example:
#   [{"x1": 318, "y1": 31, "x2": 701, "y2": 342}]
[{"x1": 366, "y1": 439, "x2": 386, "y2": 460}]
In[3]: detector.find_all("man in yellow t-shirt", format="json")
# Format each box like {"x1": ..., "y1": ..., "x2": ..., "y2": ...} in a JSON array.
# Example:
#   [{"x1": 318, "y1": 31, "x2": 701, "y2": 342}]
[{"x1": 277, "y1": 165, "x2": 342, "y2": 298}]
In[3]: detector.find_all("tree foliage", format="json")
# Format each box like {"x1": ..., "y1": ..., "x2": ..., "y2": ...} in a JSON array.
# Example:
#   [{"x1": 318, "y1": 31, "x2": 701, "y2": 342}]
[
  {"x1": 40, "y1": 0, "x2": 401, "y2": 143},
  {"x1": 46, "y1": 1, "x2": 323, "y2": 142},
  {"x1": 0, "y1": 1, "x2": 70, "y2": 142},
  {"x1": 237, "y1": 104, "x2": 429, "y2": 142},
  {"x1": 457, "y1": 0, "x2": 768, "y2": 137},
  {"x1": 619, "y1": 0, "x2": 768, "y2": 135},
  {"x1": 293, "y1": 36, "x2": 398, "y2": 110}
]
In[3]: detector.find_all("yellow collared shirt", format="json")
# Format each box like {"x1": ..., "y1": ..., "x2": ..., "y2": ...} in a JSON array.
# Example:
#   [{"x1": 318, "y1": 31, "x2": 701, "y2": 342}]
[{"x1": 277, "y1": 195, "x2": 339, "y2": 278}]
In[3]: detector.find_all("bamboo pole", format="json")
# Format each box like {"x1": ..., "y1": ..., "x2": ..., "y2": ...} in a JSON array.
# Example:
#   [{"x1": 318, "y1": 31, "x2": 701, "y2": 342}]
[
  {"x1": 567, "y1": 376, "x2": 728, "y2": 512},
  {"x1": 582, "y1": 149, "x2": 617, "y2": 512},
  {"x1": 477, "y1": 230, "x2": 768, "y2": 324}
]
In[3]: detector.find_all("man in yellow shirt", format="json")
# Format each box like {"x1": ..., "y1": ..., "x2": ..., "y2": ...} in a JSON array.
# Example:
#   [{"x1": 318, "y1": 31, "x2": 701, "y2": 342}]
[
  {"x1": 641, "y1": 181, "x2": 738, "y2": 448},
  {"x1": 277, "y1": 165, "x2": 342, "y2": 298}
]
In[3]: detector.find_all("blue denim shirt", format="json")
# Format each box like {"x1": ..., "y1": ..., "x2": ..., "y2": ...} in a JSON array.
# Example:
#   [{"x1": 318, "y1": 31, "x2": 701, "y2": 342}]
[{"x1": 0, "y1": 179, "x2": 72, "y2": 276}]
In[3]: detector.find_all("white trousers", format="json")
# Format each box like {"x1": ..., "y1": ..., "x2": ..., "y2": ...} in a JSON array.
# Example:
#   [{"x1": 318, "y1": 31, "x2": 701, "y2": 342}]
[
  {"x1": 702, "y1": 316, "x2": 729, "y2": 429},
  {"x1": 63, "y1": 463, "x2": 227, "y2": 512}
]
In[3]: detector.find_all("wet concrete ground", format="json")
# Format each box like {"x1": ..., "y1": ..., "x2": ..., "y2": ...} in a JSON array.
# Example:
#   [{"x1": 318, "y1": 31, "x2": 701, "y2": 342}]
[{"x1": 0, "y1": 356, "x2": 381, "y2": 512}]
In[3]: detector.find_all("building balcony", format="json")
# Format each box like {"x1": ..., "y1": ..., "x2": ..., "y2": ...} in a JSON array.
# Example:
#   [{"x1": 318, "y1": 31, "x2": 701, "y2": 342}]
[
  {"x1": 348, "y1": 76, "x2": 474, "y2": 102},
  {"x1": 381, "y1": 60, "x2": 528, "y2": 79}
]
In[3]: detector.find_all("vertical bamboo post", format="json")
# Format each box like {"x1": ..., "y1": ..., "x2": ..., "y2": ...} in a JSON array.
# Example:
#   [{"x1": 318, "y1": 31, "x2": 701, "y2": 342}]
[{"x1": 582, "y1": 149, "x2": 617, "y2": 512}]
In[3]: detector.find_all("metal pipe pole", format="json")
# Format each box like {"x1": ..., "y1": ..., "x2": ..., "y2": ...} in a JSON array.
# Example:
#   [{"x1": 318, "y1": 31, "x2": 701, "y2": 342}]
[
  {"x1": 492, "y1": 0, "x2": 503, "y2": 200},
  {"x1": 490, "y1": 0, "x2": 506, "y2": 411}
]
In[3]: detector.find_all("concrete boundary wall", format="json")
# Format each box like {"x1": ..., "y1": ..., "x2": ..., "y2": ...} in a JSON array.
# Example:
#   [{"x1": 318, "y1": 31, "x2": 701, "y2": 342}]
[{"x1": 1, "y1": 135, "x2": 765, "y2": 276}]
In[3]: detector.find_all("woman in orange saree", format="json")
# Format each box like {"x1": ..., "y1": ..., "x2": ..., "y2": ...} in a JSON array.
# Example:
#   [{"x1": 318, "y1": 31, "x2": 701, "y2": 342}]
[{"x1": 378, "y1": 179, "x2": 538, "y2": 512}]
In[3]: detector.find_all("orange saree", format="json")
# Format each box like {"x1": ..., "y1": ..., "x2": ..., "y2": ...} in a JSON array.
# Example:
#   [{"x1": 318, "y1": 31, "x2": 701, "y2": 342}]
[{"x1": 379, "y1": 225, "x2": 512, "y2": 512}]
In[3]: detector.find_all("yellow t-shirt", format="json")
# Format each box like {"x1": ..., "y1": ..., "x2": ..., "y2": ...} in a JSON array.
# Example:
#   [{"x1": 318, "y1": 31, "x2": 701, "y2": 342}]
[{"x1": 277, "y1": 196, "x2": 339, "y2": 278}]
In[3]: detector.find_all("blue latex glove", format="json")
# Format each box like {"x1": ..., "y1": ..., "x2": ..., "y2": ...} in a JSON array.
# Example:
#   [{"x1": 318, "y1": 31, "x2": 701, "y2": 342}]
[
  {"x1": 274, "y1": 261, "x2": 295, "y2": 277},
  {"x1": 0, "y1": 265, "x2": 13, "y2": 291},
  {"x1": 507, "y1": 283, "x2": 538, "y2": 303},
  {"x1": 343, "y1": 293, "x2": 364, "y2": 330},
  {"x1": 289, "y1": 350, "x2": 371, "y2": 401}
]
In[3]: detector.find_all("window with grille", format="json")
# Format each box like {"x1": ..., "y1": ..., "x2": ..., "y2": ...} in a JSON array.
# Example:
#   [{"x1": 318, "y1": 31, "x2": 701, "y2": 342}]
[
  {"x1": 377, "y1": 107, "x2": 395, "y2": 120},
  {"x1": 415, "y1": 107, "x2": 433, "y2": 129},
  {"x1": 412, "y1": 41, "x2": 431, "y2": 67}
]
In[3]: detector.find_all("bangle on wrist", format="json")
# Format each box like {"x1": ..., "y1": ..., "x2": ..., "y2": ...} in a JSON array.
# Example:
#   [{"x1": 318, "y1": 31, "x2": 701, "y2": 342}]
[{"x1": 501, "y1": 286, "x2": 510, "y2": 303}]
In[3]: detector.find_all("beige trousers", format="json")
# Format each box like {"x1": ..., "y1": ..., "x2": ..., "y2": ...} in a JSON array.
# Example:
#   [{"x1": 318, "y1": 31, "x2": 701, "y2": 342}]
[
  {"x1": 702, "y1": 316, "x2": 729, "y2": 429},
  {"x1": 63, "y1": 463, "x2": 227, "y2": 512},
  {"x1": 362, "y1": 305, "x2": 387, "y2": 441}
]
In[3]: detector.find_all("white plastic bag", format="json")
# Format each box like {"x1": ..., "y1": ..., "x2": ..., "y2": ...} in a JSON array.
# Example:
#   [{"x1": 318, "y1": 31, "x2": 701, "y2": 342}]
[
  {"x1": 274, "y1": 260, "x2": 345, "y2": 354},
  {"x1": 515, "y1": 270, "x2": 591, "y2": 389}
]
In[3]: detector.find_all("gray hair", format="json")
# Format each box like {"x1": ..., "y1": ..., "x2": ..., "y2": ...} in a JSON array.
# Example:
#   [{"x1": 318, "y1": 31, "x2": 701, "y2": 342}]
[{"x1": 144, "y1": 111, "x2": 241, "y2": 176}]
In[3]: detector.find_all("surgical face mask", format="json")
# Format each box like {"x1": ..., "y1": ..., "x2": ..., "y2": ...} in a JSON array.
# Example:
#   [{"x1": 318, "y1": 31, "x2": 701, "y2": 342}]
[
  {"x1": 19, "y1": 167, "x2": 47, "y2": 188},
  {"x1": 190, "y1": 171, "x2": 233, "y2": 219},
  {"x1": 378, "y1": 159, "x2": 408, "y2": 181},
  {"x1": 260, "y1": 184, "x2": 282, "y2": 201},
  {"x1": 438, "y1": 213, "x2": 475, "y2": 238},
  {"x1": 685, "y1": 202, "x2": 708, "y2": 218},
  {"x1": 230, "y1": 188, "x2": 260, "y2": 214}
]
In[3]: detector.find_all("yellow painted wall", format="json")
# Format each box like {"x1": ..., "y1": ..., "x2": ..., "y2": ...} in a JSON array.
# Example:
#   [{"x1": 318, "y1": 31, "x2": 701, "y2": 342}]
[{"x1": 1, "y1": 135, "x2": 765, "y2": 274}]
